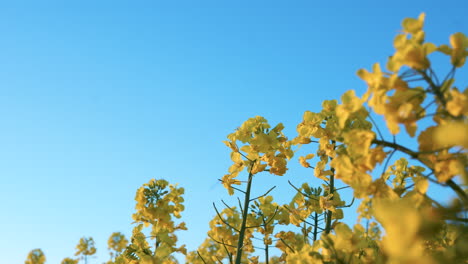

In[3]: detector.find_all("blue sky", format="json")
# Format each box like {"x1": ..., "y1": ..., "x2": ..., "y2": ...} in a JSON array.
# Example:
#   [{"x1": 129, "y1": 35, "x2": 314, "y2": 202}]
[{"x1": 1, "y1": 1, "x2": 467, "y2": 263}]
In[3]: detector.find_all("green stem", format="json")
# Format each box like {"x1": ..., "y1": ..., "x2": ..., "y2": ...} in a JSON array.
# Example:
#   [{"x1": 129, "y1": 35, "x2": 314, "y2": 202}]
[
  {"x1": 313, "y1": 212, "x2": 318, "y2": 241},
  {"x1": 373, "y1": 139, "x2": 419, "y2": 158},
  {"x1": 325, "y1": 169, "x2": 335, "y2": 234},
  {"x1": 235, "y1": 172, "x2": 254, "y2": 264},
  {"x1": 261, "y1": 216, "x2": 270, "y2": 264},
  {"x1": 325, "y1": 140, "x2": 336, "y2": 235}
]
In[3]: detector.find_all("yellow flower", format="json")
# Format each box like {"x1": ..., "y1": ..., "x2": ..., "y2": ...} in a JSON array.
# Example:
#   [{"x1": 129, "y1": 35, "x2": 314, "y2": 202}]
[
  {"x1": 446, "y1": 88, "x2": 468, "y2": 116},
  {"x1": 434, "y1": 121, "x2": 468, "y2": 148},
  {"x1": 248, "y1": 256, "x2": 259, "y2": 264},
  {"x1": 434, "y1": 155, "x2": 464, "y2": 182},
  {"x1": 221, "y1": 174, "x2": 241, "y2": 195},
  {"x1": 385, "y1": 14, "x2": 438, "y2": 72},
  {"x1": 401, "y1": 13, "x2": 425, "y2": 34},
  {"x1": 343, "y1": 129, "x2": 375, "y2": 157},
  {"x1": 336, "y1": 90, "x2": 364, "y2": 128},
  {"x1": 314, "y1": 160, "x2": 332, "y2": 181},
  {"x1": 299, "y1": 153, "x2": 314, "y2": 168},
  {"x1": 251, "y1": 162, "x2": 267, "y2": 174},
  {"x1": 439, "y1": 32, "x2": 468, "y2": 67},
  {"x1": 319, "y1": 194, "x2": 336, "y2": 212}
]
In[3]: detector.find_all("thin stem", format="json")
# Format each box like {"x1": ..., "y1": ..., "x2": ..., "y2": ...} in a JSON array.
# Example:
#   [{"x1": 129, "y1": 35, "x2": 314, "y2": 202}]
[
  {"x1": 231, "y1": 186, "x2": 246, "y2": 194},
  {"x1": 221, "y1": 200, "x2": 236, "y2": 212},
  {"x1": 222, "y1": 239, "x2": 234, "y2": 264},
  {"x1": 237, "y1": 197, "x2": 244, "y2": 213},
  {"x1": 196, "y1": 251, "x2": 208, "y2": 264},
  {"x1": 400, "y1": 68, "x2": 419, "y2": 78},
  {"x1": 381, "y1": 149, "x2": 396, "y2": 178},
  {"x1": 334, "y1": 186, "x2": 350, "y2": 191},
  {"x1": 429, "y1": 67, "x2": 441, "y2": 85},
  {"x1": 283, "y1": 205, "x2": 324, "y2": 229},
  {"x1": 368, "y1": 112, "x2": 384, "y2": 141},
  {"x1": 213, "y1": 203, "x2": 240, "y2": 232},
  {"x1": 261, "y1": 217, "x2": 270, "y2": 264},
  {"x1": 235, "y1": 172, "x2": 254, "y2": 264},
  {"x1": 279, "y1": 238, "x2": 295, "y2": 253},
  {"x1": 238, "y1": 151, "x2": 253, "y2": 162},
  {"x1": 313, "y1": 211, "x2": 318, "y2": 241},
  {"x1": 338, "y1": 197, "x2": 355, "y2": 208},
  {"x1": 250, "y1": 186, "x2": 276, "y2": 202},
  {"x1": 406, "y1": 77, "x2": 425, "y2": 82},
  {"x1": 373, "y1": 139, "x2": 419, "y2": 158},
  {"x1": 325, "y1": 168, "x2": 335, "y2": 234},
  {"x1": 208, "y1": 234, "x2": 236, "y2": 248},
  {"x1": 288, "y1": 180, "x2": 318, "y2": 201},
  {"x1": 441, "y1": 66, "x2": 456, "y2": 87}
]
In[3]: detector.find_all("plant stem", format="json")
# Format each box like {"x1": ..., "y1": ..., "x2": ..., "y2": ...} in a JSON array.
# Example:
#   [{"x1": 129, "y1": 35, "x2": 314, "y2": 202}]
[
  {"x1": 235, "y1": 172, "x2": 254, "y2": 264},
  {"x1": 325, "y1": 169, "x2": 335, "y2": 234},
  {"x1": 313, "y1": 212, "x2": 318, "y2": 241}
]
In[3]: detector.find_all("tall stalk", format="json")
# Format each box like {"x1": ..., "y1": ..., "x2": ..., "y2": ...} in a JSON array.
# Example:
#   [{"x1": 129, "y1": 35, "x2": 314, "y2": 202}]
[
  {"x1": 325, "y1": 168, "x2": 335, "y2": 234},
  {"x1": 235, "y1": 172, "x2": 254, "y2": 264}
]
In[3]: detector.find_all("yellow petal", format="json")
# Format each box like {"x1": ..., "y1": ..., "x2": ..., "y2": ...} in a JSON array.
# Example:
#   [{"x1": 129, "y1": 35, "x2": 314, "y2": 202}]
[{"x1": 434, "y1": 121, "x2": 468, "y2": 148}]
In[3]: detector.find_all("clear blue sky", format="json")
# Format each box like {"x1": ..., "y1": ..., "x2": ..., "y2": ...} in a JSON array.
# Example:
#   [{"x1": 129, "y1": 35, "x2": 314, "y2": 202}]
[{"x1": 1, "y1": 1, "x2": 467, "y2": 263}]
